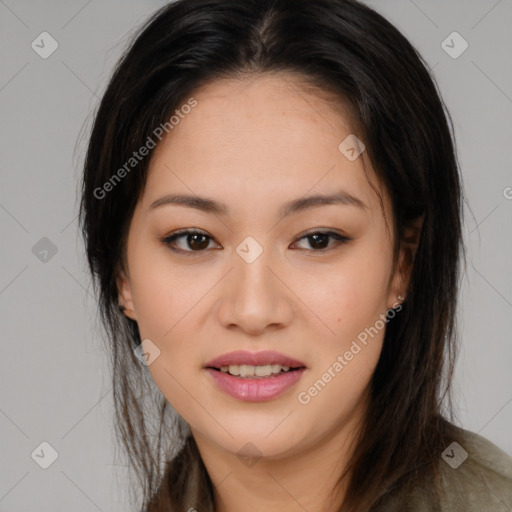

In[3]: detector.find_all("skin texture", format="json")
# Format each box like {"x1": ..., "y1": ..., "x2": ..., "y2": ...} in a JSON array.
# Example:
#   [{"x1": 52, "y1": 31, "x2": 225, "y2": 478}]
[{"x1": 117, "y1": 73, "x2": 420, "y2": 512}]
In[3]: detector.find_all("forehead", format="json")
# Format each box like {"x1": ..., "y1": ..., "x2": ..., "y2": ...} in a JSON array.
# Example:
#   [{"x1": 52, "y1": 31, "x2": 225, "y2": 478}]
[{"x1": 142, "y1": 72, "x2": 387, "y2": 220}]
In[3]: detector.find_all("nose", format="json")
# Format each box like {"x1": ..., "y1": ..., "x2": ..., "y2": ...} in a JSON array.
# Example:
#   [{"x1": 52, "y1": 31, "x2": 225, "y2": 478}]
[{"x1": 215, "y1": 247, "x2": 294, "y2": 336}]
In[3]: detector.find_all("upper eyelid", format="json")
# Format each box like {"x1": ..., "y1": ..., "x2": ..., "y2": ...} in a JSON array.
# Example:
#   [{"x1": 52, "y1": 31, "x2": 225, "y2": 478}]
[
  {"x1": 165, "y1": 228, "x2": 346, "y2": 240},
  {"x1": 162, "y1": 230, "x2": 220, "y2": 251},
  {"x1": 163, "y1": 229, "x2": 350, "y2": 250}
]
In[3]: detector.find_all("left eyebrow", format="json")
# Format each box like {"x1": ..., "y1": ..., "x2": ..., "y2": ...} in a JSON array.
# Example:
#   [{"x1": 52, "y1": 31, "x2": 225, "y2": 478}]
[
  {"x1": 279, "y1": 190, "x2": 368, "y2": 217},
  {"x1": 147, "y1": 189, "x2": 368, "y2": 217}
]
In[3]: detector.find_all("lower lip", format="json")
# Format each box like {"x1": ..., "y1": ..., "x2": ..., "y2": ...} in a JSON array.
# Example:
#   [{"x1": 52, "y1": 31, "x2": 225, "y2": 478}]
[{"x1": 205, "y1": 368, "x2": 306, "y2": 402}]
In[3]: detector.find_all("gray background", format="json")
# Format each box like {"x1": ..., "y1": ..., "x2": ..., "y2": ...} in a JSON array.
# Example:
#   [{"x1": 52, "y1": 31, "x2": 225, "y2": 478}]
[{"x1": 1, "y1": 0, "x2": 511, "y2": 510}]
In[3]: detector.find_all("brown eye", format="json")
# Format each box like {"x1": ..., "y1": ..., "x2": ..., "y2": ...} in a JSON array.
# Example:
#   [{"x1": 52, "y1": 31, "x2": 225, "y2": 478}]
[
  {"x1": 292, "y1": 231, "x2": 352, "y2": 251},
  {"x1": 307, "y1": 233, "x2": 330, "y2": 250},
  {"x1": 187, "y1": 233, "x2": 210, "y2": 250},
  {"x1": 162, "y1": 230, "x2": 218, "y2": 253}
]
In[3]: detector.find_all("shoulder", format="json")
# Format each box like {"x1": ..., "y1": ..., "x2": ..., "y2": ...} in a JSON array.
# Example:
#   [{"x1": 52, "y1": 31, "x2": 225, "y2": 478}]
[
  {"x1": 374, "y1": 425, "x2": 512, "y2": 511},
  {"x1": 436, "y1": 426, "x2": 512, "y2": 511}
]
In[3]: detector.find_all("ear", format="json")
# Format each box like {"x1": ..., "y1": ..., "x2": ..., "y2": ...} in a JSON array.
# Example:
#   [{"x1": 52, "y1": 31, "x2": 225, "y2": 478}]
[
  {"x1": 116, "y1": 268, "x2": 137, "y2": 321},
  {"x1": 387, "y1": 214, "x2": 424, "y2": 309}
]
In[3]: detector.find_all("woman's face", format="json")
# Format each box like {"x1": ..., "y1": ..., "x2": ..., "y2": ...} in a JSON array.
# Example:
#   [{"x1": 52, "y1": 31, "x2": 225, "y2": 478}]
[{"x1": 118, "y1": 73, "x2": 408, "y2": 462}]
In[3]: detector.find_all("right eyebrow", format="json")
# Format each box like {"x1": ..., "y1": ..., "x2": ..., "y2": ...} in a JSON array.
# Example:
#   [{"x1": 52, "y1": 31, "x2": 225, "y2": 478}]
[{"x1": 148, "y1": 194, "x2": 228, "y2": 215}]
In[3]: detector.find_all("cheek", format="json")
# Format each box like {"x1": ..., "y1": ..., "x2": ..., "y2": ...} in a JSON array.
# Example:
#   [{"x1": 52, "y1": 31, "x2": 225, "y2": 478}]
[
  {"x1": 304, "y1": 250, "x2": 392, "y2": 343},
  {"x1": 295, "y1": 257, "x2": 391, "y2": 427},
  {"x1": 127, "y1": 252, "x2": 202, "y2": 422},
  {"x1": 128, "y1": 243, "x2": 201, "y2": 340}
]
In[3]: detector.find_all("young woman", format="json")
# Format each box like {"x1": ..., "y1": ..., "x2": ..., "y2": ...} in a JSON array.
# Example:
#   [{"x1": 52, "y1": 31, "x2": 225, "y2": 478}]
[{"x1": 79, "y1": 0, "x2": 512, "y2": 510}]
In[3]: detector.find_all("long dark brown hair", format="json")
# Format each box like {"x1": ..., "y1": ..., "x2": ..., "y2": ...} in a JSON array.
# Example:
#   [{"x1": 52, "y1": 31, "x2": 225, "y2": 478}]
[{"x1": 78, "y1": 1, "x2": 466, "y2": 510}]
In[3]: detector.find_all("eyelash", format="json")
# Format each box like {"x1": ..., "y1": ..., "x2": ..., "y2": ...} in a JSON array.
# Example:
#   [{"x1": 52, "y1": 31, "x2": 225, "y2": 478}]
[{"x1": 160, "y1": 229, "x2": 352, "y2": 255}]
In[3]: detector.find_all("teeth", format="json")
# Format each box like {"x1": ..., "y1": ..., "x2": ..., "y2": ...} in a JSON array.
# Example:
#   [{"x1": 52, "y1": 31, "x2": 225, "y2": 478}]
[{"x1": 219, "y1": 364, "x2": 291, "y2": 377}]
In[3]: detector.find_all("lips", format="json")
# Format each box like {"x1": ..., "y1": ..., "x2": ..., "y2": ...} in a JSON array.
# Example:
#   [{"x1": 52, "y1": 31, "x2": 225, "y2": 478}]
[
  {"x1": 204, "y1": 350, "x2": 306, "y2": 369},
  {"x1": 206, "y1": 366, "x2": 306, "y2": 402}
]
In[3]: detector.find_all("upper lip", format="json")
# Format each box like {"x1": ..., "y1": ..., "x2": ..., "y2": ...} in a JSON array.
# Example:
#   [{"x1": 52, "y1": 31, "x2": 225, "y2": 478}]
[{"x1": 205, "y1": 350, "x2": 306, "y2": 369}]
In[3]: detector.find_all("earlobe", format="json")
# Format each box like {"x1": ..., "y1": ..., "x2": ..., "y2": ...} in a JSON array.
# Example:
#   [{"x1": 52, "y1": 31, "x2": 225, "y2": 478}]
[{"x1": 116, "y1": 269, "x2": 137, "y2": 320}]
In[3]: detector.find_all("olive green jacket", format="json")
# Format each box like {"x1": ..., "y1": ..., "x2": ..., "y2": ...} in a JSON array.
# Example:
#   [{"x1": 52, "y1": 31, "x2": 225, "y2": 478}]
[{"x1": 375, "y1": 428, "x2": 512, "y2": 511}]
